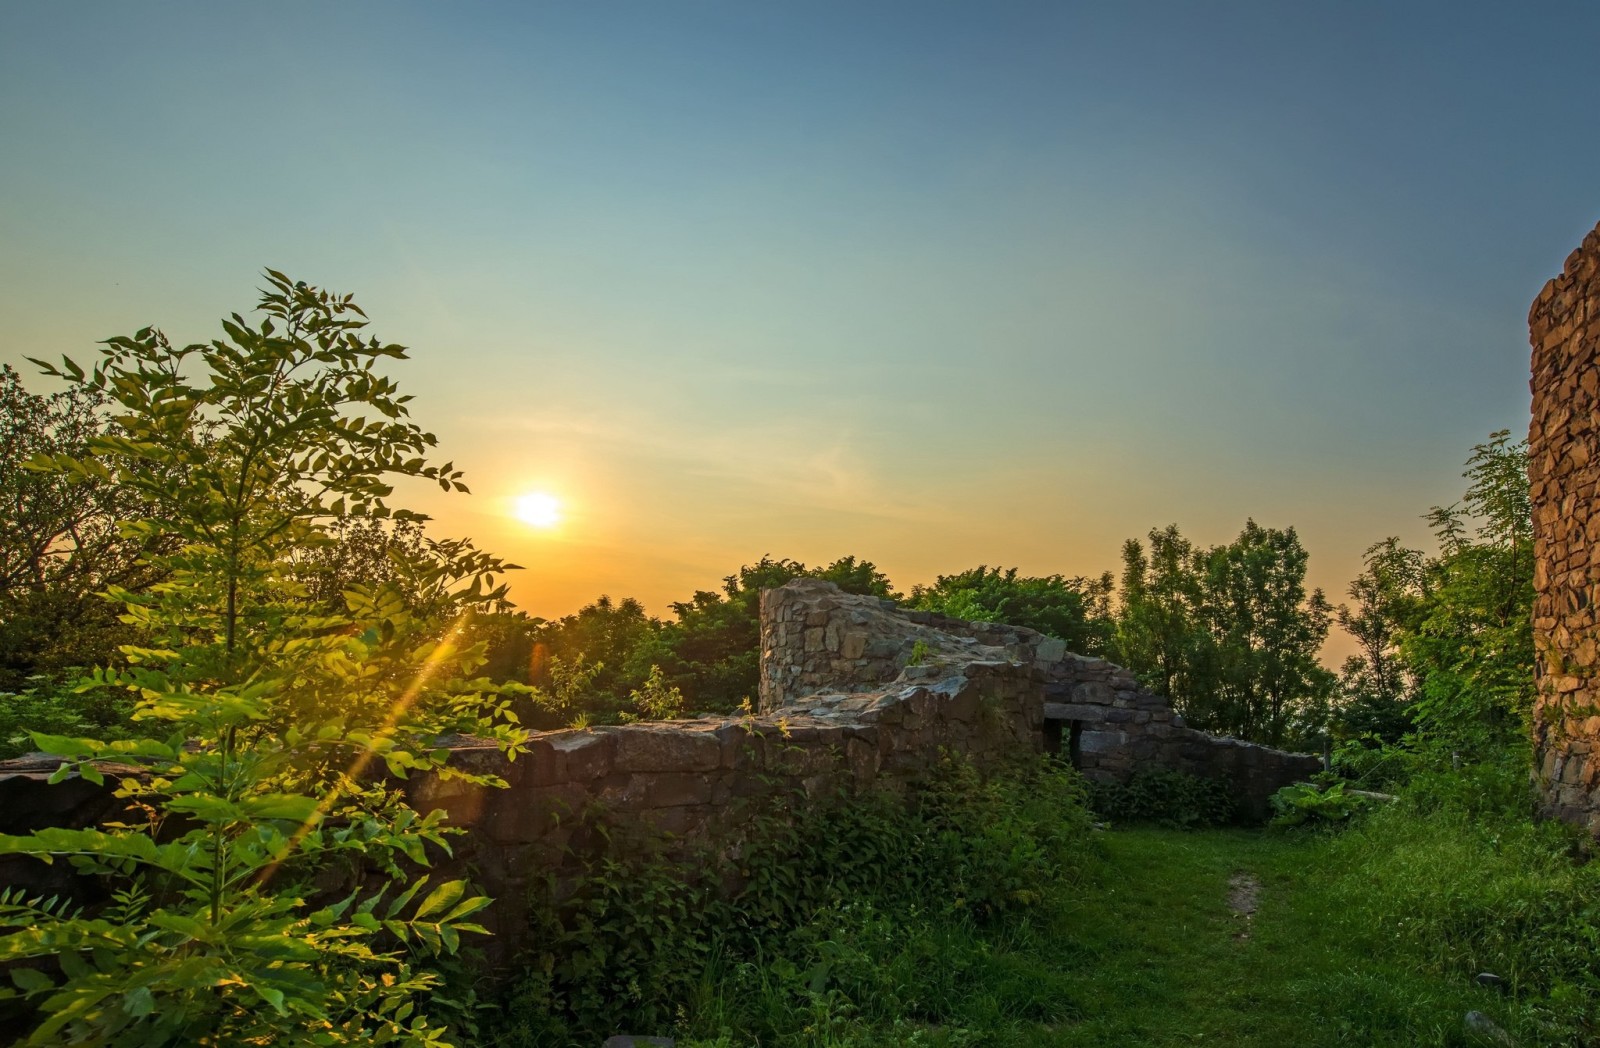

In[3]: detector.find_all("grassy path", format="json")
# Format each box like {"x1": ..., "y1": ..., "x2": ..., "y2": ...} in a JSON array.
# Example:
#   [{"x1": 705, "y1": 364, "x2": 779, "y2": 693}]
[
  {"x1": 974, "y1": 828, "x2": 1501, "y2": 1047},
  {"x1": 672, "y1": 823, "x2": 1531, "y2": 1047}
]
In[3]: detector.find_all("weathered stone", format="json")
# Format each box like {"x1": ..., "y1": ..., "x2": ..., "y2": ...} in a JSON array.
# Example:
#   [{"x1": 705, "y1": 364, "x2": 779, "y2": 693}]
[
  {"x1": 612, "y1": 727, "x2": 721, "y2": 773},
  {"x1": 1072, "y1": 681, "x2": 1115, "y2": 705},
  {"x1": 1531, "y1": 220, "x2": 1600, "y2": 835},
  {"x1": 0, "y1": 577, "x2": 1327, "y2": 969},
  {"x1": 548, "y1": 730, "x2": 614, "y2": 780},
  {"x1": 1042, "y1": 702, "x2": 1106, "y2": 722}
]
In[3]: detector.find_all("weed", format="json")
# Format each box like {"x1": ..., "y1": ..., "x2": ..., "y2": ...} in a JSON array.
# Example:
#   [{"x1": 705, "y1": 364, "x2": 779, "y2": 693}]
[{"x1": 1088, "y1": 767, "x2": 1239, "y2": 828}]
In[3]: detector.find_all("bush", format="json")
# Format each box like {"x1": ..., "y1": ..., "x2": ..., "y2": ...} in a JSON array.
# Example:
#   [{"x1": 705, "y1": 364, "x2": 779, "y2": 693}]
[
  {"x1": 1087, "y1": 768, "x2": 1239, "y2": 828},
  {"x1": 1269, "y1": 780, "x2": 1373, "y2": 829},
  {"x1": 0, "y1": 680, "x2": 133, "y2": 760},
  {"x1": 487, "y1": 754, "x2": 1097, "y2": 1046}
]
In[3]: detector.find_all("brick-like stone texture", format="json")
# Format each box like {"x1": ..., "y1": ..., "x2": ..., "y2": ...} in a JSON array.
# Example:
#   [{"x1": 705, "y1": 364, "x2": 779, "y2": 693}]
[
  {"x1": 1531, "y1": 220, "x2": 1600, "y2": 834},
  {"x1": 760, "y1": 579, "x2": 1318, "y2": 819}
]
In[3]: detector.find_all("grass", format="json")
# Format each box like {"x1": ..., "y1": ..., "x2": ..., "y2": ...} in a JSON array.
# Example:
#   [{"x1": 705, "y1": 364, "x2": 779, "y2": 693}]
[
  {"x1": 668, "y1": 826, "x2": 1533, "y2": 1048},
  {"x1": 487, "y1": 757, "x2": 1600, "y2": 1047},
  {"x1": 1035, "y1": 828, "x2": 1500, "y2": 1047}
]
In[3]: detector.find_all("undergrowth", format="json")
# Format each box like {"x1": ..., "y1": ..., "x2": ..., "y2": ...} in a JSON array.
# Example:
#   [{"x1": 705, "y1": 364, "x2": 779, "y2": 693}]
[
  {"x1": 478, "y1": 745, "x2": 1600, "y2": 1046},
  {"x1": 1087, "y1": 767, "x2": 1238, "y2": 828},
  {"x1": 484, "y1": 754, "x2": 1097, "y2": 1047},
  {"x1": 1303, "y1": 753, "x2": 1600, "y2": 1043}
]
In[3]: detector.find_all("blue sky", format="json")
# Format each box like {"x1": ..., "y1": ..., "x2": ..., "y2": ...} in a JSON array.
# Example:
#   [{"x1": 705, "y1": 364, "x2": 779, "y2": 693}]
[{"x1": 3, "y1": 2, "x2": 1597, "y2": 645}]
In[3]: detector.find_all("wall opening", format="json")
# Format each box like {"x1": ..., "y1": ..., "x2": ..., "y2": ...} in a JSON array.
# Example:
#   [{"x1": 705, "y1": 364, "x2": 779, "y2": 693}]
[
  {"x1": 1042, "y1": 718, "x2": 1085, "y2": 769},
  {"x1": 1043, "y1": 718, "x2": 1062, "y2": 759}
]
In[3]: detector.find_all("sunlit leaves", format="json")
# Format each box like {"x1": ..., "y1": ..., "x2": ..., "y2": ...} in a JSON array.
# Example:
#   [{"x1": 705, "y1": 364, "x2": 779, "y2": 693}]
[{"x1": 0, "y1": 274, "x2": 527, "y2": 1046}]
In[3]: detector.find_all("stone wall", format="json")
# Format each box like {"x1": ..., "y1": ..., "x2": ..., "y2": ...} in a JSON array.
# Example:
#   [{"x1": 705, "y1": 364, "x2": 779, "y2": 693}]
[
  {"x1": 0, "y1": 616, "x2": 1045, "y2": 962},
  {"x1": 1530, "y1": 219, "x2": 1600, "y2": 834},
  {"x1": 760, "y1": 579, "x2": 1319, "y2": 819},
  {"x1": 0, "y1": 578, "x2": 1320, "y2": 963}
]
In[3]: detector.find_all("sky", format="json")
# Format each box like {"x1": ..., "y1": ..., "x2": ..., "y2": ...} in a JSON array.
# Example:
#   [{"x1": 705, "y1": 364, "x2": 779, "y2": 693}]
[{"x1": 3, "y1": 2, "x2": 1598, "y2": 660}]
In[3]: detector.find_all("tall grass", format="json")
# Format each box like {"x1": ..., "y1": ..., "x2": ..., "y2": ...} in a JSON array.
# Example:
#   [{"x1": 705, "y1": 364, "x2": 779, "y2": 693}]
[{"x1": 1300, "y1": 755, "x2": 1600, "y2": 1043}]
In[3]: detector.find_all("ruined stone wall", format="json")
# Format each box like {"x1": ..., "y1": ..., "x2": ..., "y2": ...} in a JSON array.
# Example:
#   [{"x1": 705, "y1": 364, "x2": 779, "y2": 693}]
[
  {"x1": 760, "y1": 579, "x2": 1319, "y2": 820},
  {"x1": 1531, "y1": 220, "x2": 1600, "y2": 834},
  {"x1": 0, "y1": 619, "x2": 1043, "y2": 963},
  {"x1": 0, "y1": 578, "x2": 1320, "y2": 964}
]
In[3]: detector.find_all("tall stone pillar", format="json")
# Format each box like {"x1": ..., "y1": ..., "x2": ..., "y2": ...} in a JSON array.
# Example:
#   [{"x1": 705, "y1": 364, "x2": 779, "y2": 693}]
[{"x1": 1530, "y1": 220, "x2": 1600, "y2": 834}]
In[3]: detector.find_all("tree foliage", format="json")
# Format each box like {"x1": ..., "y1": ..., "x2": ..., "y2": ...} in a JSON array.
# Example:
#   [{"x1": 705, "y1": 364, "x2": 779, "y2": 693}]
[
  {"x1": 0, "y1": 365, "x2": 162, "y2": 690},
  {"x1": 1329, "y1": 537, "x2": 1426, "y2": 744},
  {"x1": 1113, "y1": 521, "x2": 1333, "y2": 747},
  {"x1": 1330, "y1": 431, "x2": 1533, "y2": 759},
  {"x1": 0, "y1": 272, "x2": 524, "y2": 1045},
  {"x1": 908, "y1": 565, "x2": 1114, "y2": 656}
]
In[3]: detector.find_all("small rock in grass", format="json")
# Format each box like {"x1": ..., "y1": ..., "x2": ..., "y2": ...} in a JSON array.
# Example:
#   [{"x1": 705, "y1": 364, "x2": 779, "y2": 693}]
[{"x1": 1463, "y1": 1010, "x2": 1515, "y2": 1047}]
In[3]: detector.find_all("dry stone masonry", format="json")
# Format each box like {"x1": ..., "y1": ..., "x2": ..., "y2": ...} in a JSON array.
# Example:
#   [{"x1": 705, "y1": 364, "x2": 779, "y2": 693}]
[
  {"x1": 0, "y1": 578, "x2": 1319, "y2": 961},
  {"x1": 760, "y1": 579, "x2": 1318, "y2": 818},
  {"x1": 1530, "y1": 219, "x2": 1600, "y2": 834}
]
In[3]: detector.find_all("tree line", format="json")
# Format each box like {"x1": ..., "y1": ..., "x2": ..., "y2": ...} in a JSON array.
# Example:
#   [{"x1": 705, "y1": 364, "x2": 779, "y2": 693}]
[
  {"x1": 0, "y1": 273, "x2": 1538, "y2": 1044},
  {"x1": 3, "y1": 334, "x2": 1533, "y2": 758}
]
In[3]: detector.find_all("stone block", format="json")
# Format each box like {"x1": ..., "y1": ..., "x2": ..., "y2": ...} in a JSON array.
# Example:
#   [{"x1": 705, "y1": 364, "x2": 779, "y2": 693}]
[
  {"x1": 1072, "y1": 681, "x2": 1115, "y2": 705},
  {"x1": 546, "y1": 730, "x2": 614, "y2": 781},
  {"x1": 612, "y1": 727, "x2": 721, "y2": 773},
  {"x1": 606, "y1": 772, "x2": 711, "y2": 810},
  {"x1": 1035, "y1": 637, "x2": 1067, "y2": 664},
  {"x1": 1080, "y1": 730, "x2": 1128, "y2": 755}
]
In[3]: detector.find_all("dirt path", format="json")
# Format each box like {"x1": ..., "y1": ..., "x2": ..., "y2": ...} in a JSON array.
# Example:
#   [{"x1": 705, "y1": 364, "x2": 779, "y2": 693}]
[{"x1": 1226, "y1": 870, "x2": 1260, "y2": 939}]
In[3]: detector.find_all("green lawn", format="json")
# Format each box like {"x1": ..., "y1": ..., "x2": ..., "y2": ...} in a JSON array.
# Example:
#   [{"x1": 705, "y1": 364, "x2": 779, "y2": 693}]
[
  {"x1": 676, "y1": 827, "x2": 1521, "y2": 1048},
  {"x1": 1026, "y1": 828, "x2": 1501, "y2": 1047}
]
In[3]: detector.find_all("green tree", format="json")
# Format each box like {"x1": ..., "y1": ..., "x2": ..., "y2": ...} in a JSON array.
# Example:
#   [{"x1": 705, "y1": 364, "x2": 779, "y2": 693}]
[
  {"x1": 1195, "y1": 520, "x2": 1334, "y2": 747},
  {"x1": 1330, "y1": 538, "x2": 1425, "y2": 743},
  {"x1": 1113, "y1": 521, "x2": 1333, "y2": 747},
  {"x1": 1404, "y1": 432, "x2": 1532, "y2": 754},
  {"x1": 515, "y1": 595, "x2": 664, "y2": 727},
  {"x1": 0, "y1": 365, "x2": 163, "y2": 690},
  {"x1": 284, "y1": 514, "x2": 428, "y2": 610},
  {"x1": 909, "y1": 565, "x2": 1114, "y2": 656},
  {"x1": 1326, "y1": 432, "x2": 1533, "y2": 762},
  {"x1": 1112, "y1": 525, "x2": 1206, "y2": 700},
  {"x1": 0, "y1": 272, "x2": 524, "y2": 1045}
]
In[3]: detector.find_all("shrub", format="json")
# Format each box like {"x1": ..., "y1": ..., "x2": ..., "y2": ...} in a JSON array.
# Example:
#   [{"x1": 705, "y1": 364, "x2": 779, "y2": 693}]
[
  {"x1": 0, "y1": 274, "x2": 524, "y2": 1046},
  {"x1": 1087, "y1": 767, "x2": 1239, "y2": 827},
  {"x1": 0, "y1": 680, "x2": 134, "y2": 760},
  {"x1": 1269, "y1": 780, "x2": 1373, "y2": 829},
  {"x1": 487, "y1": 754, "x2": 1097, "y2": 1046}
]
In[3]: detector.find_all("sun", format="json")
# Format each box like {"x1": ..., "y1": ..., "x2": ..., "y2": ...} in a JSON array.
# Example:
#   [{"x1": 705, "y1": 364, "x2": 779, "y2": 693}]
[{"x1": 514, "y1": 491, "x2": 561, "y2": 529}]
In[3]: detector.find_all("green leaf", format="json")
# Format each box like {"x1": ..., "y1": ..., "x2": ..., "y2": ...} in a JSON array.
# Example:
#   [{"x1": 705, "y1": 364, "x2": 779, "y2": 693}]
[
  {"x1": 29, "y1": 734, "x2": 95, "y2": 758},
  {"x1": 412, "y1": 880, "x2": 466, "y2": 922},
  {"x1": 255, "y1": 983, "x2": 288, "y2": 1014},
  {"x1": 9, "y1": 968, "x2": 52, "y2": 994},
  {"x1": 241, "y1": 794, "x2": 321, "y2": 823},
  {"x1": 122, "y1": 985, "x2": 155, "y2": 1017}
]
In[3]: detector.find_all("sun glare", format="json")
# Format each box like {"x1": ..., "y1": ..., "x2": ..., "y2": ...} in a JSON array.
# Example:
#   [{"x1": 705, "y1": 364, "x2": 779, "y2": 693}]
[{"x1": 515, "y1": 491, "x2": 562, "y2": 529}]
